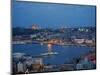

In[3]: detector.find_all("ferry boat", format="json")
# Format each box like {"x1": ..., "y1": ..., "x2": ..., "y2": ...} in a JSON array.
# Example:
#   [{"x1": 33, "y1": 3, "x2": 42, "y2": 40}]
[{"x1": 41, "y1": 52, "x2": 58, "y2": 56}]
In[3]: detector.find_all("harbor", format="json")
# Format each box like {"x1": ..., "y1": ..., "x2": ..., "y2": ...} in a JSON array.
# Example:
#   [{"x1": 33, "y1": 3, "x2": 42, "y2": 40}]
[{"x1": 12, "y1": 43, "x2": 96, "y2": 74}]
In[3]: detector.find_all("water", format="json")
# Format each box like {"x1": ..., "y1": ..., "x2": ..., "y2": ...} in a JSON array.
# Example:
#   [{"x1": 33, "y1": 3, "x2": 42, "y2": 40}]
[{"x1": 13, "y1": 44, "x2": 92, "y2": 65}]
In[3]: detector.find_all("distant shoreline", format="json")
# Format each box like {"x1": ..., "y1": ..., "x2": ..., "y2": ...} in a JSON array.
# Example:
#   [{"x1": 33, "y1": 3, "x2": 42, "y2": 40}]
[{"x1": 12, "y1": 41, "x2": 95, "y2": 48}]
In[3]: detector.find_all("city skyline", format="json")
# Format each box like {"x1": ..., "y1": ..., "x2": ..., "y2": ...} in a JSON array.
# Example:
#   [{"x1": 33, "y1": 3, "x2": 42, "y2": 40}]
[
  {"x1": 12, "y1": 1, "x2": 96, "y2": 74},
  {"x1": 12, "y1": 1, "x2": 96, "y2": 28}
]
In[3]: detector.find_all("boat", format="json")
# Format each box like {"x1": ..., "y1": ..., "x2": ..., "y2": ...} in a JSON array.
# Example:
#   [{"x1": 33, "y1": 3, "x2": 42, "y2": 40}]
[{"x1": 41, "y1": 52, "x2": 59, "y2": 56}]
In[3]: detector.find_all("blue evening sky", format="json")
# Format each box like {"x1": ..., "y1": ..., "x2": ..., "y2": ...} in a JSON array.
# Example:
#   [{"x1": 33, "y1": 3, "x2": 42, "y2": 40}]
[{"x1": 12, "y1": 1, "x2": 96, "y2": 28}]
